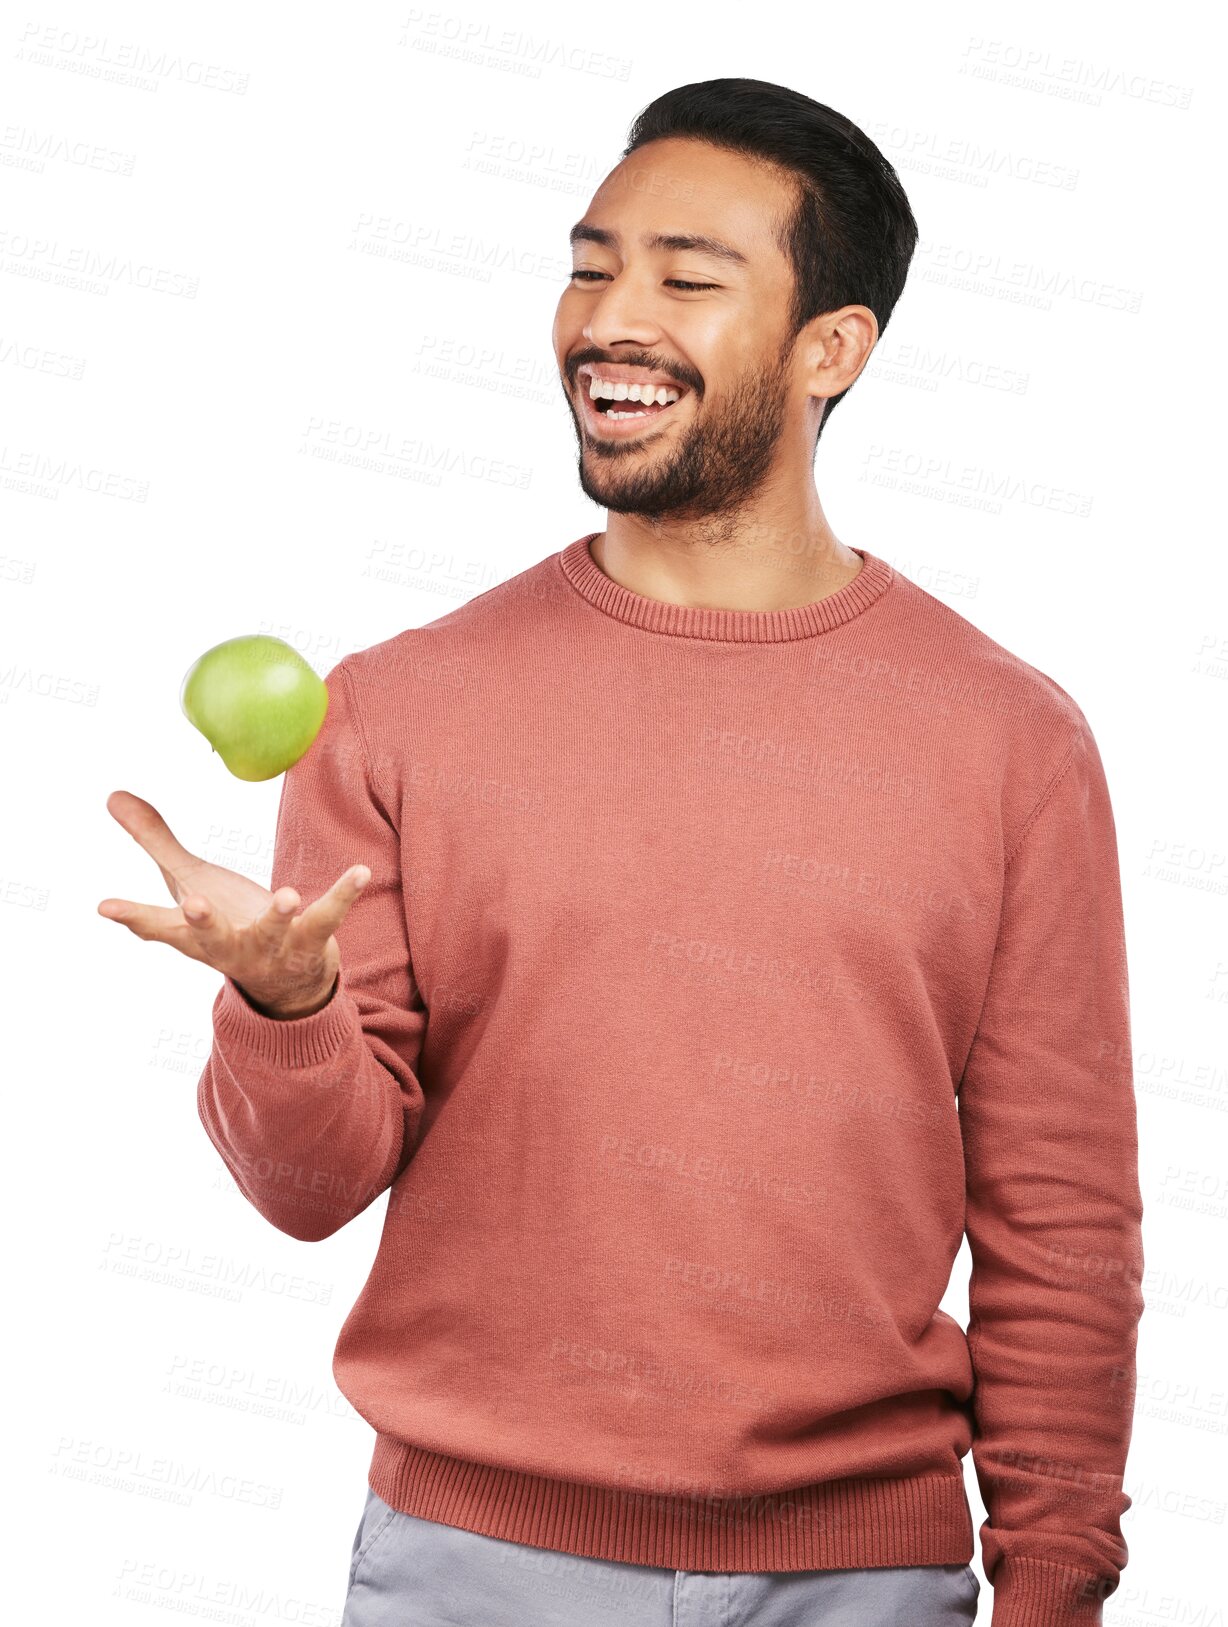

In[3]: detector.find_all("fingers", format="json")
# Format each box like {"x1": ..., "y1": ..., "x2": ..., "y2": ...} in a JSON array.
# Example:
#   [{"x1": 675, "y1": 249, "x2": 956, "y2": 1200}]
[
  {"x1": 105, "y1": 790, "x2": 196, "y2": 875},
  {"x1": 174, "y1": 891, "x2": 238, "y2": 964},
  {"x1": 291, "y1": 865, "x2": 371, "y2": 949},
  {"x1": 97, "y1": 862, "x2": 371, "y2": 987},
  {"x1": 244, "y1": 886, "x2": 306, "y2": 958},
  {"x1": 96, "y1": 895, "x2": 221, "y2": 963}
]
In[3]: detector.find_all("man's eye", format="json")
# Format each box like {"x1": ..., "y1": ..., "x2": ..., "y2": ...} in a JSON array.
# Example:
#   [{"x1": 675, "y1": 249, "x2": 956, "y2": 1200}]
[{"x1": 567, "y1": 271, "x2": 718, "y2": 292}]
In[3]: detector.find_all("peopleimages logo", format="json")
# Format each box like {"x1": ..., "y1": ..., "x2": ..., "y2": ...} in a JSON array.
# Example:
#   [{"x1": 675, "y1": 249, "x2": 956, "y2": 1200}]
[
  {"x1": 14, "y1": 23, "x2": 251, "y2": 93},
  {"x1": 870, "y1": 121, "x2": 1080, "y2": 191},
  {"x1": 957, "y1": 36, "x2": 1193, "y2": 110}
]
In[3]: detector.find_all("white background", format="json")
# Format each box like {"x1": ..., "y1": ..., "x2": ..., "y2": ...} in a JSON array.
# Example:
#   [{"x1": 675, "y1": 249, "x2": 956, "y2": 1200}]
[{"x1": 2, "y1": 2, "x2": 1224, "y2": 1622}]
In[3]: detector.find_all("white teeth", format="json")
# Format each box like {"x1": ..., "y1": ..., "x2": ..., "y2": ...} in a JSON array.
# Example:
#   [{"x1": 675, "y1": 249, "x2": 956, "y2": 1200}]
[{"x1": 586, "y1": 374, "x2": 682, "y2": 406}]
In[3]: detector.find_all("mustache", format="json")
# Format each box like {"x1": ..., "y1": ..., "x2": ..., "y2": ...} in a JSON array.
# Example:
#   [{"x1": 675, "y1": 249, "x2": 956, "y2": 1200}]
[{"x1": 569, "y1": 358, "x2": 701, "y2": 394}]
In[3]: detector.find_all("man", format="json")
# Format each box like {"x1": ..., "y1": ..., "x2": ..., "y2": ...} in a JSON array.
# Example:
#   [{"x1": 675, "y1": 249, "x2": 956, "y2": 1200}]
[{"x1": 100, "y1": 78, "x2": 1144, "y2": 1627}]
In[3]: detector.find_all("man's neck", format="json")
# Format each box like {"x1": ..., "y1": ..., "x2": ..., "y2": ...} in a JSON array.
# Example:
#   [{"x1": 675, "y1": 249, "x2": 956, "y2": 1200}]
[{"x1": 589, "y1": 522, "x2": 864, "y2": 614}]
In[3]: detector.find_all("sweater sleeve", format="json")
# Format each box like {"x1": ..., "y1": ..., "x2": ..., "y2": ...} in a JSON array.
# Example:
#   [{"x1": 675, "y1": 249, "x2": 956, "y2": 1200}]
[
  {"x1": 196, "y1": 658, "x2": 428, "y2": 1242},
  {"x1": 958, "y1": 713, "x2": 1145, "y2": 1627}
]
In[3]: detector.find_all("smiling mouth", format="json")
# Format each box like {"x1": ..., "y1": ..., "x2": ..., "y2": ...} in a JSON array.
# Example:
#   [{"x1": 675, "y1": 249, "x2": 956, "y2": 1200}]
[{"x1": 577, "y1": 378, "x2": 690, "y2": 436}]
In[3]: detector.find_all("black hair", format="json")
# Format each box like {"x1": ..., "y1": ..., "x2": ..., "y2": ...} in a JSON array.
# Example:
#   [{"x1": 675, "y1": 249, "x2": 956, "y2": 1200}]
[{"x1": 622, "y1": 79, "x2": 919, "y2": 442}]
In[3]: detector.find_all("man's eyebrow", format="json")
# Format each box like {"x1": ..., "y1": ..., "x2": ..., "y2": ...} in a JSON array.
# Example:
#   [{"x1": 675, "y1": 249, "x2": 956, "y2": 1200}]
[{"x1": 568, "y1": 223, "x2": 749, "y2": 268}]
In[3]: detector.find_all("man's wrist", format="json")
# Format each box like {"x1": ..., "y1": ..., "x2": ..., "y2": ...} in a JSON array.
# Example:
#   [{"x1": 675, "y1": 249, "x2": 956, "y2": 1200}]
[{"x1": 241, "y1": 975, "x2": 339, "y2": 1021}]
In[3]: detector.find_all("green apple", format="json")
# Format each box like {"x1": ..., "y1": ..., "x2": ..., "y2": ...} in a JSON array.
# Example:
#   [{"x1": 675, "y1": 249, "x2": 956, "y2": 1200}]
[{"x1": 180, "y1": 635, "x2": 329, "y2": 781}]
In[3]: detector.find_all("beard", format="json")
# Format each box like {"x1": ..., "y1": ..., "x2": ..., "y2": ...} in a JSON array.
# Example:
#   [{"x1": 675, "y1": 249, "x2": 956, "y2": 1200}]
[{"x1": 565, "y1": 341, "x2": 798, "y2": 523}]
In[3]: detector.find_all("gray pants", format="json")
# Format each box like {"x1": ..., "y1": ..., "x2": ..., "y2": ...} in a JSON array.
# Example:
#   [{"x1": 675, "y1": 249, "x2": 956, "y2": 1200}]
[{"x1": 342, "y1": 1487, "x2": 981, "y2": 1625}]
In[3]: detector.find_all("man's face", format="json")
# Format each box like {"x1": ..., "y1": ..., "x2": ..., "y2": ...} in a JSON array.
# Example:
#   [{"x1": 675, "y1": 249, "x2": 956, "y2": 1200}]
[{"x1": 552, "y1": 137, "x2": 810, "y2": 522}]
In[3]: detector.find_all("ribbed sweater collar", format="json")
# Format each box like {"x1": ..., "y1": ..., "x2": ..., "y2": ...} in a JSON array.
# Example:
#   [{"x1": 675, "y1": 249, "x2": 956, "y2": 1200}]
[{"x1": 558, "y1": 532, "x2": 894, "y2": 644}]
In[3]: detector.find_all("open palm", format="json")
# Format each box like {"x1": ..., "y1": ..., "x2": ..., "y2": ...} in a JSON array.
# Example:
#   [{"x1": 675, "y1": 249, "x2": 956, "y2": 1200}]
[{"x1": 98, "y1": 789, "x2": 369, "y2": 1018}]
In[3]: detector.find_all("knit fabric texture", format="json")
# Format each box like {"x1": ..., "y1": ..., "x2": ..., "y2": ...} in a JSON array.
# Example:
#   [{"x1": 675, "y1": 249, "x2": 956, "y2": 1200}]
[{"x1": 198, "y1": 535, "x2": 1144, "y2": 1627}]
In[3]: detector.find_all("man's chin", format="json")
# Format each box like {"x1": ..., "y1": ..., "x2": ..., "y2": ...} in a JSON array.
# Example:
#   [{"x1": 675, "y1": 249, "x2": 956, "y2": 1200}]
[{"x1": 577, "y1": 478, "x2": 685, "y2": 518}]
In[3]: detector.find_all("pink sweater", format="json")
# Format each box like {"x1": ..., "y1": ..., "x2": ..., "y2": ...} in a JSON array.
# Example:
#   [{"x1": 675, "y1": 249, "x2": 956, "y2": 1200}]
[{"x1": 198, "y1": 534, "x2": 1144, "y2": 1626}]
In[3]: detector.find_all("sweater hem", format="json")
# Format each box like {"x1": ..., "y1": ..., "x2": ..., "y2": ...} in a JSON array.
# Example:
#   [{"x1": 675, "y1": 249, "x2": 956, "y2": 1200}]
[{"x1": 367, "y1": 1433, "x2": 974, "y2": 1572}]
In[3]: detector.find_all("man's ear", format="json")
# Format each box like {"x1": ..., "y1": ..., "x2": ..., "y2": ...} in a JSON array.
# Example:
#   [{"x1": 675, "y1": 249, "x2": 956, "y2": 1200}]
[{"x1": 804, "y1": 305, "x2": 879, "y2": 405}]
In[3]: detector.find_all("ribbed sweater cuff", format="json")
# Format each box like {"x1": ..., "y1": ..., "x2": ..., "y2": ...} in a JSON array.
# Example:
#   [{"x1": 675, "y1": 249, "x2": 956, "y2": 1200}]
[
  {"x1": 990, "y1": 1556, "x2": 1110, "y2": 1626},
  {"x1": 212, "y1": 973, "x2": 357, "y2": 1068}
]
